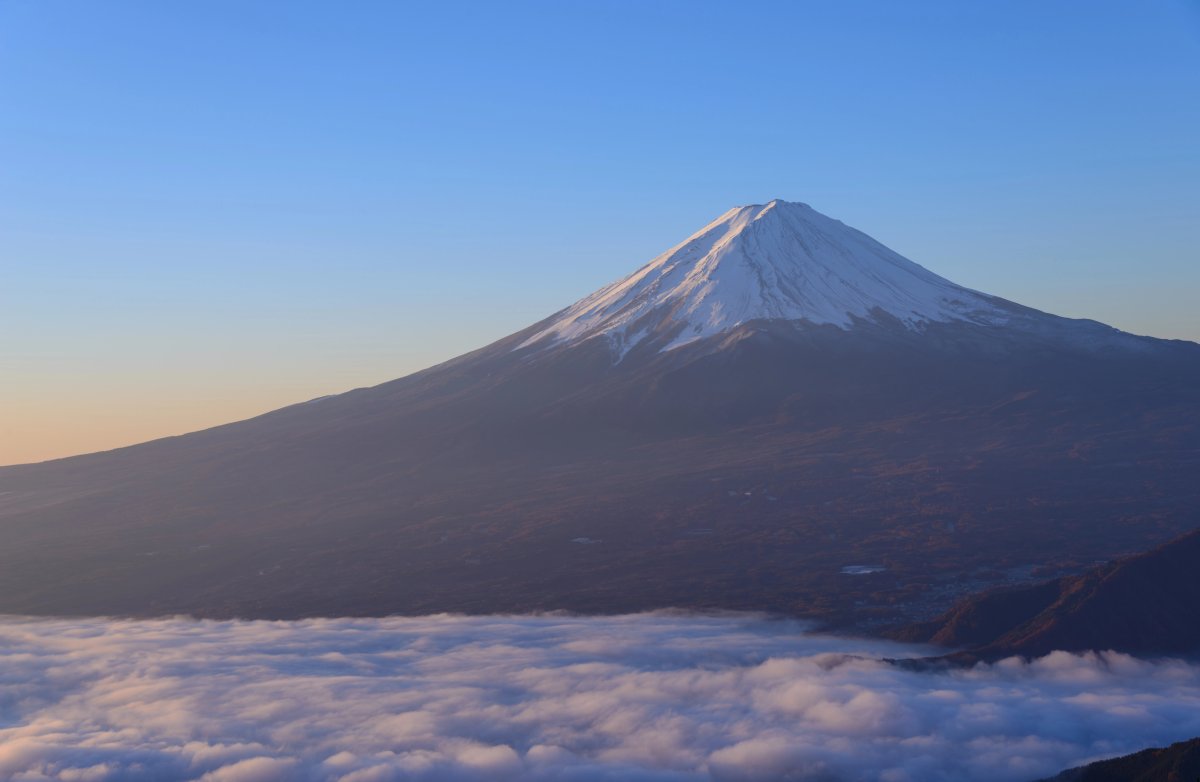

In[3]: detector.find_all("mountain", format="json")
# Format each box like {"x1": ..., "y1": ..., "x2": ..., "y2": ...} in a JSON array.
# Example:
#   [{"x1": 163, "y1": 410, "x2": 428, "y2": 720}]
[
  {"x1": 1038, "y1": 737, "x2": 1200, "y2": 782},
  {"x1": 1, "y1": 200, "x2": 1198, "y2": 622},
  {"x1": 896, "y1": 528, "x2": 1200, "y2": 659}
]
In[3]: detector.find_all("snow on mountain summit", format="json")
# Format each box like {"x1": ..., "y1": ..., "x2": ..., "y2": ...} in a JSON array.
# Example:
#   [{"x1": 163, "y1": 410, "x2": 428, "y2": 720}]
[{"x1": 522, "y1": 199, "x2": 1008, "y2": 355}]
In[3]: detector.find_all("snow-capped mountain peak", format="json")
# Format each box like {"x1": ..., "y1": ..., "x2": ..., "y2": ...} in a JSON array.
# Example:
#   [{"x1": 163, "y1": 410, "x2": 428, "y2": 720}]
[{"x1": 521, "y1": 199, "x2": 1007, "y2": 355}]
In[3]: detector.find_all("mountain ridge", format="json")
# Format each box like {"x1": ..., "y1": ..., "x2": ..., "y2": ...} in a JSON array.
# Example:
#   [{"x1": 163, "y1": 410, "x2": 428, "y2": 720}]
[
  {"x1": 895, "y1": 527, "x2": 1200, "y2": 660},
  {"x1": 1038, "y1": 737, "x2": 1200, "y2": 782}
]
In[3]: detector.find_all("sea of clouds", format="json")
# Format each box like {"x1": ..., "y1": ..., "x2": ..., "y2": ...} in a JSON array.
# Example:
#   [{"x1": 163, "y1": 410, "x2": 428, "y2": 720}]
[{"x1": 2, "y1": 612, "x2": 1200, "y2": 782}]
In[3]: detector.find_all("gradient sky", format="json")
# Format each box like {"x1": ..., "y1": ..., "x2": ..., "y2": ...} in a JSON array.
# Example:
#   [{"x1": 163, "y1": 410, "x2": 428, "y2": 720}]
[{"x1": 2, "y1": 0, "x2": 1198, "y2": 465}]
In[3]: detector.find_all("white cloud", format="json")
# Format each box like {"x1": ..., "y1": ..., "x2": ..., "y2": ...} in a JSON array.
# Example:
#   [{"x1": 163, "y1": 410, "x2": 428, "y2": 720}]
[{"x1": 0, "y1": 613, "x2": 1197, "y2": 781}]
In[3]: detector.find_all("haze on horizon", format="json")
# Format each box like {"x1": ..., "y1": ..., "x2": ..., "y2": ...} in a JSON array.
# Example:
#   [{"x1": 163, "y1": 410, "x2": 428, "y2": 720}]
[{"x1": 3, "y1": 0, "x2": 1199, "y2": 465}]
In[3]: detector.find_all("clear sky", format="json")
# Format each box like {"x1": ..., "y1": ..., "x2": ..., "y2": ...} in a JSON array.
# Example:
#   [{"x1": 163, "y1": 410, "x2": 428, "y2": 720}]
[{"x1": 2, "y1": 0, "x2": 1198, "y2": 465}]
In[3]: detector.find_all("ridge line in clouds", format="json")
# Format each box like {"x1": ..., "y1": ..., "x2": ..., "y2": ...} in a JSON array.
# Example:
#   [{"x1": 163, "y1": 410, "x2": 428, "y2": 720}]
[{"x1": 1, "y1": 613, "x2": 1198, "y2": 782}]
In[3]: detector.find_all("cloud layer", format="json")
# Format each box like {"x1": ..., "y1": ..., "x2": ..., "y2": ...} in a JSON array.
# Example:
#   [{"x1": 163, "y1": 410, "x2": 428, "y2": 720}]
[{"x1": 2, "y1": 613, "x2": 1199, "y2": 781}]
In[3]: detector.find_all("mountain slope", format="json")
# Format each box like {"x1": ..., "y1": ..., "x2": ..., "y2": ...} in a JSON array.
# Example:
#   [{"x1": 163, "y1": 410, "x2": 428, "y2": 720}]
[
  {"x1": 1, "y1": 200, "x2": 1197, "y2": 622},
  {"x1": 1039, "y1": 737, "x2": 1200, "y2": 782},
  {"x1": 897, "y1": 528, "x2": 1200, "y2": 659}
]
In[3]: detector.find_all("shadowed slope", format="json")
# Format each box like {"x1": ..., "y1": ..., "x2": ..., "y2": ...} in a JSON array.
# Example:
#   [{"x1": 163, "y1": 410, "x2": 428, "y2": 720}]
[
  {"x1": 900, "y1": 529, "x2": 1200, "y2": 658},
  {"x1": 1039, "y1": 737, "x2": 1200, "y2": 782}
]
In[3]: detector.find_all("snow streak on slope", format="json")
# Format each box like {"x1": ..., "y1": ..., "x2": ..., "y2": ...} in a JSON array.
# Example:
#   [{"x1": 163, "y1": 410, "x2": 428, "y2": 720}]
[{"x1": 522, "y1": 200, "x2": 1008, "y2": 355}]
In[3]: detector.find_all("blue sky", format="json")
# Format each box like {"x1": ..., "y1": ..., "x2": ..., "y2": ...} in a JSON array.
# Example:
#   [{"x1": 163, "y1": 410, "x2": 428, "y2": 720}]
[{"x1": 2, "y1": 0, "x2": 1198, "y2": 462}]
